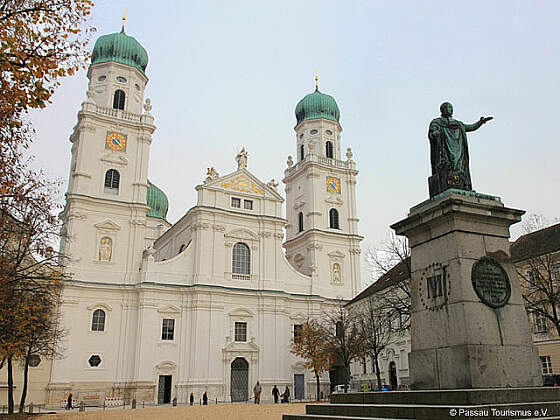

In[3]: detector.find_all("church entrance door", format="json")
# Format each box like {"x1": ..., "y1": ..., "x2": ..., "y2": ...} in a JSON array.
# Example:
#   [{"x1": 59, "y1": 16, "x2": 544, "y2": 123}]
[
  {"x1": 230, "y1": 357, "x2": 249, "y2": 402},
  {"x1": 158, "y1": 375, "x2": 172, "y2": 404},
  {"x1": 294, "y1": 374, "x2": 304, "y2": 400},
  {"x1": 389, "y1": 361, "x2": 398, "y2": 390}
]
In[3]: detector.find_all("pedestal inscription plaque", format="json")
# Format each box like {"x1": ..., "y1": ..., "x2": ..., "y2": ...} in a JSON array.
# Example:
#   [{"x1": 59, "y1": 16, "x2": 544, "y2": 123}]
[{"x1": 471, "y1": 256, "x2": 511, "y2": 309}]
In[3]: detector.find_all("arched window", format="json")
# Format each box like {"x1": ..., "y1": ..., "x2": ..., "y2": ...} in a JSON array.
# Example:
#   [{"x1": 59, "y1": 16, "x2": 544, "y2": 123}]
[
  {"x1": 326, "y1": 141, "x2": 333, "y2": 159},
  {"x1": 113, "y1": 89, "x2": 125, "y2": 110},
  {"x1": 300, "y1": 144, "x2": 304, "y2": 161},
  {"x1": 329, "y1": 208, "x2": 339, "y2": 229},
  {"x1": 232, "y1": 242, "x2": 250, "y2": 279},
  {"x1": 104, "y1": 169, "x2": 120, "y2": 194},
  {"x1": 91, "y1": 309, "x2": 106, "y2": 331},
  {"x1": 298, "y1": 212, "x2": 304, "y2": 232},
  {"x1": 99, "y1": 237, "x2": 112, "y2": 261}
]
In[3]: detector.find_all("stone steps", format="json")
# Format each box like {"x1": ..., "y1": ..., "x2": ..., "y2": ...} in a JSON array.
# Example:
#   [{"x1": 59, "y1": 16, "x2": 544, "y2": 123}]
[
  {"x1": 283, "y1": 388, "x2": 560, "y2": 420},
  {"x1": 284, "y1": 415, "x2": 414, "y2": 420},
  {"x1": 330, "y1": 387, "x2": 560, "y2": 405},
  {"x1": 303, "y1": 401, "x2": 560, "y2": 419}
]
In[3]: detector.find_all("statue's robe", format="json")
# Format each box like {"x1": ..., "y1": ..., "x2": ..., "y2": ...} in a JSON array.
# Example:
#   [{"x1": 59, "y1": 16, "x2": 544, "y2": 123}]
[{"x1": 428, "y1": 117, "x2": 483, "y2": 197}]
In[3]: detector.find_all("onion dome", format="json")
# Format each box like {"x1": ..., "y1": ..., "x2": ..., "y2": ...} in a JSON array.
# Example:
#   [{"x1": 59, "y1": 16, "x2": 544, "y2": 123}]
[
  {"x1": 146, "y1": 180, "x2": 169, "y2": 220},
  {"x1": 295, "y1": 86, "x2": 340, "y2": 125},
  {"x1": 91, "y1": 26, "x2": 148, "y2": 75}
]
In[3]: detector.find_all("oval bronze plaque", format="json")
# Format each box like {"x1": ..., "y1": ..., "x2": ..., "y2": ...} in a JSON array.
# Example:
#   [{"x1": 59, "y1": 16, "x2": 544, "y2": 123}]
[{"x1": 471, "y1": 256, "x2": 511, "y2": 308}]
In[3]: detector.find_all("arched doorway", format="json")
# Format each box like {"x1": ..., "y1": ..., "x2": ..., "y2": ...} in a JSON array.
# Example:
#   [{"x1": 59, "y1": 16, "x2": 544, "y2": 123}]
[
  {"x1": 389, "y1": 361, "x2": 398, "y2": 390},
  {"x1": 230, "y1": 357, "x2": 249, "y2": 402}
]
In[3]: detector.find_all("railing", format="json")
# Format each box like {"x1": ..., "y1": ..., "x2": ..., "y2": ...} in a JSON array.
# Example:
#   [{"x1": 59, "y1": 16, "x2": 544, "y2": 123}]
[
  {"x1": 285, "y1": 154, "x2": 355, "y2": 177},
  {"x1": 94, "y1": 105, "x2": 142, "y2": 122},
  {"x1": 232, "y1": 273, "x2": 250, "y2": 280}
]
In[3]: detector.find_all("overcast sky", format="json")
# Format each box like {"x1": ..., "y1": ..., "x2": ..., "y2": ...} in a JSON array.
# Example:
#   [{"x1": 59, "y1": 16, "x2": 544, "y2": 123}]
[{"x1": 29, "y1": 1, "x2": 559, "y2": 284}]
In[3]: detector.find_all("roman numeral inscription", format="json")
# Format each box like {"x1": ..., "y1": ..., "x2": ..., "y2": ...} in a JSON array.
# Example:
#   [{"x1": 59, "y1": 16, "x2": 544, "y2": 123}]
[
  {"x1": 427, "y1": 274, "x2": 443, "y2": 298},
  {"x1": 419, "y1": 264, "x2": 449, "y2": 311}
]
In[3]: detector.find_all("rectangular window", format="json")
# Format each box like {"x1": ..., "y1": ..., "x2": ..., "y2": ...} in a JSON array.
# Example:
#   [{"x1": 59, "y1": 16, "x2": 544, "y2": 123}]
[
  {"x1": 162, "y1": 319, "x2": 175, "y2": 340},
  {"x1": 528, "y1": 268, "x2": 540, "y2": 283},
  {"x1": 533, "y1": 313, "x2": 547, "y2": 333},
  {"x1": 294, "y1": 324, "x2": 302, "y2": 343},
  {"x1": 235, "y1": 322, "x2": 247, "y2": 342},
  {"x1": 362, "y1": 357, "x2": 367, "y2": 374},
  {"x1": 541, "y1": 355, "x2": 553, "y2": 374},
  {"x1": 231, "y1": 197, "x2": 241, "y2": 208},
  {"x1": 244, "y1": 200, "x2": 253, "y2": 210},
  {"x1": 553, "y1": 264, "x2": 560, "y2": 283}
]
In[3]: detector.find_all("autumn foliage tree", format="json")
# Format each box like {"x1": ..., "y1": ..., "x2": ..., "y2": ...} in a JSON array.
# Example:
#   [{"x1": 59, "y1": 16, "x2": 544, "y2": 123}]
[
  {"x1": 291, "y1": 320, "x2": 331, "y2": 401},
  {"x1": 0, "y1": 168, "x2": 66, "y2": 413},
  {"x1": 0, "y1": 0, "x2": 94, "y2": 413},
  {"x1": 0, "y1": 0, "x2": 94, "y2": 114}
]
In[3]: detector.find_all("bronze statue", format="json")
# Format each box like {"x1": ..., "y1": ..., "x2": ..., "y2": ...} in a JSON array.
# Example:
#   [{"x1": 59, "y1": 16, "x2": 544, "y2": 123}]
[{"x1": 428, "y1": 102, "x2": 492, "y2": 197}]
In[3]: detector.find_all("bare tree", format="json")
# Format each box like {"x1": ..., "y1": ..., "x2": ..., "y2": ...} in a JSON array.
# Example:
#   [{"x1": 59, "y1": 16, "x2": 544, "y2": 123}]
[
  {"x1": 321, "y1": 300, "x2": 367, "y2": 392},
  {"x1": 357, "y1": 297, "x2": 393, "y2": 389},
  {"x1": 514, "y1": 215, "x2": 560, "y2": 338},
  {"x1": 365, "y1": 231, "x2": 411, "y2": 333}
]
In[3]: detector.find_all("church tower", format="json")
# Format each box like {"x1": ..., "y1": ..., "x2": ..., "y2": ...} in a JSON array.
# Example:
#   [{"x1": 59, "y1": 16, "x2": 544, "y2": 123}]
[
  {"x1": 60, "y1": 23, "x2": 168, "y2": 284},
  {"x1": 283, "y1": 81, "x2": 362, "y2": 299}
]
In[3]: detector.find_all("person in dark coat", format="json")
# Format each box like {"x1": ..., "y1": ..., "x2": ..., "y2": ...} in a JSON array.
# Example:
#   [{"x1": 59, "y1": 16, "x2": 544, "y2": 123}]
[
  {"x1": 272, "y1": 385, "x2": 280, "y2": 403},
  {"x1": 281, "y1": 386, "x2": 290, "y2": 403},
  {"x1": 189, "y1": 392, "x2": 194, "y2": 406},
  {"x1": 202, "y1": 391, "x2": 208, "y2": 405},
  {"x1": 66, "y1": 393, "x2": 73, "y2": 410}
]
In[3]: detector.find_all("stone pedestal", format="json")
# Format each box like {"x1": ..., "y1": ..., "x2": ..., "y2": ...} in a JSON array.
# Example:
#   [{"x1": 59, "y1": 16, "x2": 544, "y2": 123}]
[{"x1": 391, "y1": 189, "x2": 541, "y2": 390}]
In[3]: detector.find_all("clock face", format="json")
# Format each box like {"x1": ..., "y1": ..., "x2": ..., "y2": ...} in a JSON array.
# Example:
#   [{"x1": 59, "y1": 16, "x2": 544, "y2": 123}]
[
  {"x1": 326, "y1": 176, "x2": 341, "y2": 194},
  {"x1": 106, "y1": 132, "x2": 127, "y2": 151}
]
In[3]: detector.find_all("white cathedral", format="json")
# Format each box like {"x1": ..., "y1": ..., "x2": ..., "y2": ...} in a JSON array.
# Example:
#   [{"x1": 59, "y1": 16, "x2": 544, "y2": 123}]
[{"x1": 48, "y1": 26, "x2": 363, "y2": 405}]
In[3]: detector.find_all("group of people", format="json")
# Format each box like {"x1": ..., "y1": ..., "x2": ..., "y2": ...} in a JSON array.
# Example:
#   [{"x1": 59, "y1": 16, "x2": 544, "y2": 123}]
[
  {"x1": 189, "y1": 391, "x2": 208, "y2": 405},
  {"x1": 254, "y1": 382, "x2": 290, "y2": 404}
]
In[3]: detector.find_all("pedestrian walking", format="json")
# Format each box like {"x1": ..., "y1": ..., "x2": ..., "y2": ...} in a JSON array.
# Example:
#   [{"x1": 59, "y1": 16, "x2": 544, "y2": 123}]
[
  {"x1": 253, "y1": 381, "x2": 262, "y2": 404},
  {"x1": 202, "y1": 391, "x2": 208, "y2": 405},
  {"x1": 281, "y1": 386, "x2": 290, "y2": 403},
  {"x1": 272, "y1": 385, "x2": 280, "y2": 403},
  {"x1": 66, "y1": 393, "x2": 73, "y2": 410},
  {"x1": 189, "y1": 392, "x2": 194, "y2": 405}
]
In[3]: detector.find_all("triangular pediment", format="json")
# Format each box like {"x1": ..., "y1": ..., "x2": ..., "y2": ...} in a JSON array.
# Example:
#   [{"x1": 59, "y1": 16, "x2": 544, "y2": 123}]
[
  {"x1": 325, "y1": 196, "x2": 343, "y2": 205},
  {"x1": 328, "y1": 250, "x2": 345, "y2": 258},
  {"x1": 100, "y1": 153, "x2": 128, "y2": 166},
  {"x1": 158, "y1": 304, "x2": 181, "y2": 314},
  {"x1": 222, "y1": 340, "x2": 260, "y2": 353},
  {"x1": 94, "y1": 220, "x2": 121, "y2": 232},
  {"x1": 202, "y1": 168, "x2": 283, "y2": 201},
  {"x1": 229, "y1": 307, "x2": 255, "y2": 317},
  {"x1": 225, "y1": 228, "x2": 258, "y2": 241}
]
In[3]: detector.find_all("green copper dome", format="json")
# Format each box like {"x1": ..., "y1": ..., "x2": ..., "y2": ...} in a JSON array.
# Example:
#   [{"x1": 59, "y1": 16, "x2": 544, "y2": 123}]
[
  {"x1": 91, "y1": 27, "x2": 148, "y2": 75},
  {"x1": 295, "y1": 87, "x2": 340, "y2": 125},
  {"x1": 146, "y1": 180, "x2": 168, "y2": 220}
]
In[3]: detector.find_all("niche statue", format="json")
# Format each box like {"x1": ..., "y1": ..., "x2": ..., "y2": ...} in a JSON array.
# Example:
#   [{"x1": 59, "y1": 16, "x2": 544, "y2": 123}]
[{"x1": 428, "y1": 102, "x2": 492, "y2": 198}]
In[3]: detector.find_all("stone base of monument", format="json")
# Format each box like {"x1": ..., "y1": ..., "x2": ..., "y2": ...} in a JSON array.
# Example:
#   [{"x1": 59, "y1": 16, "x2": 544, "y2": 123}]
[
  {"x1": 391, "y1": 189, "x2": 541, "y2": 390},
  {"x1": 282, "y1": 388, "x2": 560, "y2": 420}
]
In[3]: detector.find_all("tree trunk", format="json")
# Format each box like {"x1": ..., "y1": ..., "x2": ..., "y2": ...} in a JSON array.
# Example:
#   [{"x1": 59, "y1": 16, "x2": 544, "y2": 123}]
[
  {"x1": 343, "y1": 364, "x2": 350, "y2": 392},
  {"x1": 19, "y1": 351, "x2": 31, "y2": 413},
  {"x1": 315, "y1": 371, "x2": 320, "y2": 401},
  {"x1": 7, "y1": 357, "x2": 14, "y2": 414},
  {"x1": 374, "y1": 356, "x2": 382, "y2": 389}
]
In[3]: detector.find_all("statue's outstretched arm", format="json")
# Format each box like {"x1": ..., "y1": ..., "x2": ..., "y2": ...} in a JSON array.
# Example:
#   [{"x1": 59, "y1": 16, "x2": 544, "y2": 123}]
[{"x1": 465, "y1": 116, "x2": 493, "y2": 132}]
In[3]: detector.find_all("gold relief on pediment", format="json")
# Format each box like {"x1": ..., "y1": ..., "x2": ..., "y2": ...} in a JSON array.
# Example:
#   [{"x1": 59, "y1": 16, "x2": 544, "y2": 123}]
[{"x1": 221, "y1": 176, "x2": 264, "y2": 195}]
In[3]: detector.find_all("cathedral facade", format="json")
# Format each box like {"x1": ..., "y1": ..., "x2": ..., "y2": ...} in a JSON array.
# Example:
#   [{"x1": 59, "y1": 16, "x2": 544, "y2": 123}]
[{"x1": 48, "y1": 27, "x2": 362, "y2": 405}]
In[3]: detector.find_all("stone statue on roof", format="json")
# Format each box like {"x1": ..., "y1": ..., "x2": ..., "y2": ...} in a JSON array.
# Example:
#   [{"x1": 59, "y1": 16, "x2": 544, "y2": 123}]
[{"x1": 236, "y1": 147, "x2": 248, "y2": 169}]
